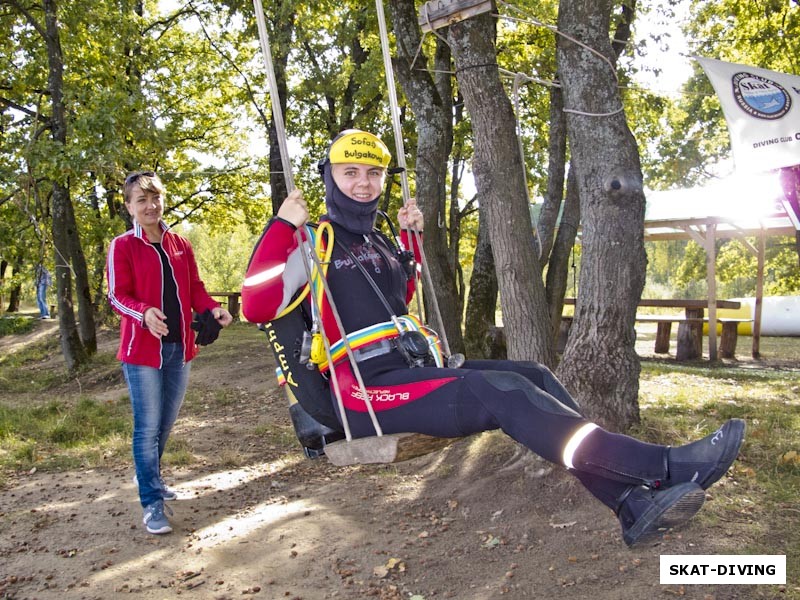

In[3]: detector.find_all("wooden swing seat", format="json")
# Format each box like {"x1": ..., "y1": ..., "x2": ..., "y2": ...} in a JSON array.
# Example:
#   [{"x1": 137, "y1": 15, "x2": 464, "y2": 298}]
[
  {"x1": 418, "y1": 0, "x2": 493, "y2": 32},
  {"x1": 324, "y1": 433, "x2": 461, "y2": 466}
]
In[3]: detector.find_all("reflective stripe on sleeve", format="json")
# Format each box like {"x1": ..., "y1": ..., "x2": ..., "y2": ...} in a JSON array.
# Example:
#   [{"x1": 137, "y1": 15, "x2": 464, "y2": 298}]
[{"x1": 243, "y1": 264, "x2": 286, "y2": 288}]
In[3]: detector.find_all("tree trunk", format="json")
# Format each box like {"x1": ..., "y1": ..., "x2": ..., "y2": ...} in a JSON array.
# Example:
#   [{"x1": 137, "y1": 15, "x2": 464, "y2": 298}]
[
  {"x1": 66, "y1": 194, "x2": 97, "y2": 353},
  {"x1": 7, "y1": 286, "x2": 21, "y2": 313},
  {"x1": 547, "y1": 169, "x2": 580, "y2": 347},
  {"x1": 537, "y1": 84, "x2": 568, "y2": 267},
  {"x1": 447, "y1": 92, "x2": 470, "y2": 308},
  {"x1": 6, "y1": 259, "x2": 22, "y2": 313},
  {"x1": 448, "y1": 13, "x2": 554, "y2": 366},
  {"x1": 555, "y1": 0, "x2": 646, "y2": 430},
  {"x1": 463, "y1": 206, "x2": 498, "y2": 359},
  {"x1": 44, "y1": 0, "x2": 87, "y2": 371},
  {"x1": 389, "y1": 0, "x2": 464, "y2": 355},
  {"x1": 0, "y1": 260, "x2": 6, "y2": 310}
]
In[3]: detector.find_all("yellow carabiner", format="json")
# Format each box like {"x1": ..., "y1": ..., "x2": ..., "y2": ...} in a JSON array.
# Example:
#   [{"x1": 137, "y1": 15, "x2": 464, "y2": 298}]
[{"x1": 309, "y1": 333, "x2": 326, "y2": 364}]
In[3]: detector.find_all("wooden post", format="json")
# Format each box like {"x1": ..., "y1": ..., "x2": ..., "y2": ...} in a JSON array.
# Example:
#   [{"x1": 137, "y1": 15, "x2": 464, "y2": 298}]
[
  {"x1": 228, "y1": 293, "x2": 240, "y2": 321},
  {"x1": 654, "y1": 322, "x2": 672, "y2": 354},
  {"x1": 705, "y1": 223, "x2": 718, "y2": 361},
  {"x1": 753, "y1": 231, "x2": 765, "y2": 358},
  {"x1": 677, "y1": 314, "x2": 702, "y2": 360},
  {"x1": 720, "y1": 321, "x2": 739, "y2": 358}
]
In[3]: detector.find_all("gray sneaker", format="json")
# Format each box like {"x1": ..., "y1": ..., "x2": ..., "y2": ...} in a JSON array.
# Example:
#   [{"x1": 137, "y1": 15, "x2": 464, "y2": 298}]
[
  {"x1": 143, "y1": 500, "x2": 173, "y2": 534},
  {"x1": 160, "y1": 483, "x2": 178, "y2": 501},
  {"x1": 133, "y1": 474, "x2": 178, "y2": 501}
]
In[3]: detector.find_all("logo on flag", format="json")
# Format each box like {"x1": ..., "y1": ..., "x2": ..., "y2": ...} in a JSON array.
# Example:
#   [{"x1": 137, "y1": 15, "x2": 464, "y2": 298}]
[
  {"x1": 732, "y1": 72, "x2": 792, "y2": 120},
  {"x1": 697, "y1": 56, "x2": 800, "y2": 174}
]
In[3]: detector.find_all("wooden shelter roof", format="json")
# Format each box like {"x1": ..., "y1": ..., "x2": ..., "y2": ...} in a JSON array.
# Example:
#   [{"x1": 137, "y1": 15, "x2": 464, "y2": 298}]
[{"x1": 643, "y1": 173, "x2": 796, "y2": 241}]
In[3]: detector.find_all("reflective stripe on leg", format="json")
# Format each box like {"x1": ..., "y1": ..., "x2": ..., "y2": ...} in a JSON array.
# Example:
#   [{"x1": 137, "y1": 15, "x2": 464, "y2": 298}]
[{"x1": 562, "y1": 423, "x2": 599, "y2": 469}]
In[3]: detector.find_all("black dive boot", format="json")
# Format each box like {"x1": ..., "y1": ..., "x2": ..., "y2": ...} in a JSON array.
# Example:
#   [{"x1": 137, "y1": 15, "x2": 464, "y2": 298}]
[
  {"x1": 616, "y1": 482, "x2": 706, "y2": 547},
  {"x1": 665, "y1": 419, "x2": 746, "y2": 490}
]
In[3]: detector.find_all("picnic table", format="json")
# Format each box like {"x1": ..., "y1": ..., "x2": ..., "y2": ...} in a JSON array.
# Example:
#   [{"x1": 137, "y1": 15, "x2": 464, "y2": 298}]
[{"x1": 562, "y1": 298, "x2": 749, "y2": 360}]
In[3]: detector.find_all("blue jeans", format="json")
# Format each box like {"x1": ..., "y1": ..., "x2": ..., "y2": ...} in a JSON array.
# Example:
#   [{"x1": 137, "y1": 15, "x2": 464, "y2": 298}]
[
  {"x1": 36, "y1": 283, "x2": 50, "y2": 318},
  {"x1": 122, "y1": 343, "x2": 191, "y2": 507}
]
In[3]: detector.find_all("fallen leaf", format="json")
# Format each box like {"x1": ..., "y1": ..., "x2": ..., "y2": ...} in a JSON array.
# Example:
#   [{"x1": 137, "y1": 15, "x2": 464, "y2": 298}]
[
  {"x1": 373, "y1": 566, "x2": 389, "y2": 579},
  {"x1": 375, "y1": 557, "x2": 407, "y2": 576}
]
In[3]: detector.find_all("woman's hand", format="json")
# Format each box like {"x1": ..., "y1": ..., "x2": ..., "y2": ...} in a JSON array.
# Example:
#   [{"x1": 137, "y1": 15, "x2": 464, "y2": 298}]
[
  {"x1": 143, "y1": 307, "x2": 169, "y2": 338},
  {"x1": 398, "y1": 198, "x2": 423, "y2": 232},
  {"x1": 212, "y1": 306, "x2": 233, "y2": 327},
  {"x1": 277, "y1": 189, "x2": 309, "y2": 228}
]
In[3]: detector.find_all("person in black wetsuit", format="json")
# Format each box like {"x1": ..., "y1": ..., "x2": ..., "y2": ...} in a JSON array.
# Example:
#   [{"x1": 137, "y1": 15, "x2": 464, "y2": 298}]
[{"x1": 241, "y1": 129, "x2": 745, "y2": 547}]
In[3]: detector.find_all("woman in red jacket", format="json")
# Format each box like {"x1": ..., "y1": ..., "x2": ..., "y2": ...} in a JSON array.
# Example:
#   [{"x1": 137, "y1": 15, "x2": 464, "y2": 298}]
[{"x1": 107, "y1": 171, "x2": 232, "y2": 535}]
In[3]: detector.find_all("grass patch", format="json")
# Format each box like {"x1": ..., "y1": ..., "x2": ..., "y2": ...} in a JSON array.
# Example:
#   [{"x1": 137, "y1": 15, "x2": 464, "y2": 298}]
[
  {"x1": 254, "y1": 422, "x2": 298, "y2": 448},
  {"x1": 183, "y1": 387, "x2": 244, "y2": 411},
  {"x1": 637, "y1": 359, "x2": 800, "y2": 590},
  {"x1": 0, "y1": 315, "x2": 37, "y2": 336},
  {"x1": 0, "y1": 396, "x2": 132, "y2": 474},
  {"x1": 0, "y1": 337, "x2": 71, "y2": 393},
  {"x1": 162, "y1": 436, "x2": 194, "y2": 466}
]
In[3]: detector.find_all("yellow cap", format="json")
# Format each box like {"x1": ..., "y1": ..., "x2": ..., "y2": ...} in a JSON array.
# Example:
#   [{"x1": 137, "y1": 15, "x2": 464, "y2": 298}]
[{"x1": 328, "y1": 129, "x2": 391, "y2": 168}]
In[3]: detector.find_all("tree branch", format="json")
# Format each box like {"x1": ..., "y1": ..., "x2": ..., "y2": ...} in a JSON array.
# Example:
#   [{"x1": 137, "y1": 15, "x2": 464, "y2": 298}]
[
  {"x1": 0, "y1": 0, "x2": 46, "y2": 38},
  {"x1": 611, "y1": 0, "x2": 636, "y2": 61}
]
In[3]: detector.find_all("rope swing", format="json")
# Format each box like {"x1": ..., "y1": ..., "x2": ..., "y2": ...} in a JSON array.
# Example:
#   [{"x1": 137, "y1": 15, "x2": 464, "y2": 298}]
[
  {"x1": 252, "y1": 0, "x2": 461, "y2": 465},
  {"x1": 375, "y1": 0, "x2": 460, "y2": 366},
  {"x1": 252, "y1": 0, "x2": 387, "y2": 447}
]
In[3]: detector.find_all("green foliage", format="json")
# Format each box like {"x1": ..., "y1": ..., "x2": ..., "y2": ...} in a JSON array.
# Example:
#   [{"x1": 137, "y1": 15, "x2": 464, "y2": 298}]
[
  {"x1": 639, "y1": 0, "x2": 800, "y2": 189},
  {"x1": 1, "y1": 0, "x2": 270, "y2": 324},
  {"x1": 3, "y1": 0, "x2": 795, "y2": 330},
  {"x1": 646, "y1": 235, "x2": 800, "y2": 298},
  {"x1": 180, "y1": 222, "x2": 258, "y2": 292},
  {"x1": 494, "y1": 0, "x2": 559, "y2": 199}
]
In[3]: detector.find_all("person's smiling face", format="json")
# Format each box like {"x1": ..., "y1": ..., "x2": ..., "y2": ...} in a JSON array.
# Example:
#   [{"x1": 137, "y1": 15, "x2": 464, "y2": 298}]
[
  {"x1": 331, "y1": 163, "x2": 386, "y2": 203},
  {"x1": 126, "y1": 183, "x2": 164, "y2": 227}
]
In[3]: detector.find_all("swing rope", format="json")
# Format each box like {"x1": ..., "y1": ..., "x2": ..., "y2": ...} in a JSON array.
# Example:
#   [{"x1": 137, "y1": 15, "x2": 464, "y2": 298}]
[
  {"x1": 374, "y1": 0, "x2": 453, "y2": 360},
  {"x1": 252, "y1": 0, "x2": 384, "y2": 441}
]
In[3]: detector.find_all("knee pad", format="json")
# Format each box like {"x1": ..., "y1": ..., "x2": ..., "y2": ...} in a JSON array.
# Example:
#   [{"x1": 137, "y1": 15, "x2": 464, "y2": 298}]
[{"x1": 480, "y1": 370, "x2": 582, "y2": 418}]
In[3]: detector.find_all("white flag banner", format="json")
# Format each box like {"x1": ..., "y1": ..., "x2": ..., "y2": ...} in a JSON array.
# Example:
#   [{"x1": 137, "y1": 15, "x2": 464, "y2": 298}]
[{"x1": 697, "y1": 56, "x2": 800, "y2": 174}]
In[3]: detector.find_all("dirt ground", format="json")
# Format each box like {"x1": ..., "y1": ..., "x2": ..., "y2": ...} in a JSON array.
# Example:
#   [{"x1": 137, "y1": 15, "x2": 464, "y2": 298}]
[{"x1": 0, "y1": 320, "x2": 782, "y2": 600}]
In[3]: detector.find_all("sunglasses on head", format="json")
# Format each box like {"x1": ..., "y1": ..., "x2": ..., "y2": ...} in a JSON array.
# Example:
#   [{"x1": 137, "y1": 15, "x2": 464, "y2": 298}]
[{"x1": 124, "y1": 171, "x2": 156, "y2": 185}]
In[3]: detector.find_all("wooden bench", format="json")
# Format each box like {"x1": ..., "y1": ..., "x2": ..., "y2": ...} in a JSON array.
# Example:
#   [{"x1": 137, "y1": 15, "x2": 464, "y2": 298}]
[
  {"x1": 635, "y1": 316, "x2": 752, "y2": 359},
  {"x1": 559, "y1": 315, "x2": 752, "y2": 360},
  {"x1": 563, "y1": 298, "x2": 745, "y2": 361},
  {"x1": 634, "y1": 316, "x2": 705, "y2": 358},
  {"x1": 208, "y1": 292, "x2": 241, "y2": 321}
]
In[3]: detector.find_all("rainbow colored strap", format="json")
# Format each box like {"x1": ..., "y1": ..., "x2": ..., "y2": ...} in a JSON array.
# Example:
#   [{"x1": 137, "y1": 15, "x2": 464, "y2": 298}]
[
  {"x1": 317, "y1": 320, "x2": 401, "y2": 372},
  {"x1": 274, "y1": 314, "x2": 444, "y2": 384},
  {"x1": 318, "y1": 314, "x2": 444, "y2": 371}
]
